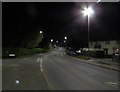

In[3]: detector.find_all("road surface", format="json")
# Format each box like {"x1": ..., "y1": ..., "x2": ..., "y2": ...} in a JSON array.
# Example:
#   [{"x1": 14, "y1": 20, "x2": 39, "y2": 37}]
[{"x1": 2, "y1": 47, "x2": 119, "y2": 90}]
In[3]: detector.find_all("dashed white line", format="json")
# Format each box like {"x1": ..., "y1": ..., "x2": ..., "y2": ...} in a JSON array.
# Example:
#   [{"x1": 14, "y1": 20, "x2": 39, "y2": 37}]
[
  {"x1": 105, "y1": 82, "x2": 118, "y2": 88},
  {"x1": 37, "y1": 57, "x2": 43, "y2": 72},
  {"x1": 9, "y1": 54, "x2": 16, "y2": 57},
  {"x1": 37, "y1": 58, "x2": 40, "y2": 62},
  {"x1": 61, "y1": 53, "x2": 63, "y2": 56},
  {"x1": 40, "y1": 57, "x2": 43, "y2": 72}
]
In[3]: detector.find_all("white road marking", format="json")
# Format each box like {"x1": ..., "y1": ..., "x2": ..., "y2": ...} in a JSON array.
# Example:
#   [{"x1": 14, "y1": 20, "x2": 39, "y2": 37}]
[
  {"x1": 61, "y1": 53, "x2": 63, "y2": 56},
  {"x1": 37, "y1": 58, "x2": 40, "y2": 62},
  {"x1": 108, "y1": 82, "x2": 117, "y2": 85},
  {"x1": 15, "y1": 80, "x2": 20, "y2": 85},
  {"x1": 40, "y1": 57, "x2": 43, "y2": 72},
  {"x1": 87, "y1": 60, "x2": 93, "y2": 61},
  {"x1": 105, "y1": 82, "x2": 118, "y2": 88},
  {"x1": 41, "y1": 68, "x2": 43, "y2": 72}
]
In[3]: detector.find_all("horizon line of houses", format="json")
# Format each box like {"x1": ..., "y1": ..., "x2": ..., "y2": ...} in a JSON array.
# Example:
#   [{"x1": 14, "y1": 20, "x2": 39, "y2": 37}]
[{"x1": 88, "y1": 40, "x2": 119, "y2": 55}]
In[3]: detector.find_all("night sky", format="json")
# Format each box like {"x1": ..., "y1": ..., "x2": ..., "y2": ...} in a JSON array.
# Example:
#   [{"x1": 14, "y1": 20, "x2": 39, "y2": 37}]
[{"x1": 3, "y1": 2, "x2": 120, "y2": 49}]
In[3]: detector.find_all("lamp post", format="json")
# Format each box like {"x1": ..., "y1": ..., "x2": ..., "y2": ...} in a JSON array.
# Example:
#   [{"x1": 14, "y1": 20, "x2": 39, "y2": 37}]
[
  {"x1": 50, "y1": 39, "x2": 53, "y2": 49},
  {"x1": 56, "y1": 41, "x2": 58, "y2": 47},
  {"x1": 64, "y1": 36, "x2": 67, "y2": 48},
  {"x1": 82, "y1": 7, "x2": 94, "y2": 59}
]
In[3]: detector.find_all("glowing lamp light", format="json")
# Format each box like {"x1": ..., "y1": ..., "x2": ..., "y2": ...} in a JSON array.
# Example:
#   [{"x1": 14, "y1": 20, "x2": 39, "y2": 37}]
[
  {"x1": 51, "y1": 39, "x2": 53, "y2": 42},
  {"x1": 82, "y1": 7, "x2": 94, "y2": 17},
  {"x1": 64, "y1": 37, "x2": 67, "y2": 40},
  {"x1": 40, "y1": 31, "x2": 42, "y2": 34}
]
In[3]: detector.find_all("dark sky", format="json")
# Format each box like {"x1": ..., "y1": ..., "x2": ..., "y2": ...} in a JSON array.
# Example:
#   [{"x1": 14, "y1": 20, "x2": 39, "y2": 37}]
[{"x1": 3, "y1": 2, "x2": 120, "y2": 48}]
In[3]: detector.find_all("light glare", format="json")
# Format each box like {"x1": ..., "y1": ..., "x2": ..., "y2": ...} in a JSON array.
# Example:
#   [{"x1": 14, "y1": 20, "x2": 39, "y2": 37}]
[
  {"x1": 82, "y1": 7, "x2": 94, "y2": 17},
  {"x1": 40, "y1": 31, "x2": 42, "y2": 34},
  {"x1": 64, "y1": 37, "x2": 67, "y2": 40},
  {"x1": 51, "y1": 39, "x2": 53, "y2": 42}
]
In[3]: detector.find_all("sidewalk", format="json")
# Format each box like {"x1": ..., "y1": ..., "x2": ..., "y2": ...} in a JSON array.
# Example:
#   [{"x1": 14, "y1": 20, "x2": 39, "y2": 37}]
[
  {"x1": 69, "y1": 56, "x2": 119, "y2": 71},
  {"x1": 91, "y1": 58, "x2": 118, "y2": 66}
]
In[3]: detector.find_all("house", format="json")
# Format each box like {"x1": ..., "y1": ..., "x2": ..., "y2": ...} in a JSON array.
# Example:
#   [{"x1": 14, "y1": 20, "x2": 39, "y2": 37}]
[{"x1": 89, "y1": 40, "x2": 119, "y2": 55}]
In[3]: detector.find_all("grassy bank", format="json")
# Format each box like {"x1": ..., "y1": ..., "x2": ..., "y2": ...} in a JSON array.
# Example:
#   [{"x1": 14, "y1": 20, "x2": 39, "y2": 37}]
[{"x1": 2, "y1": 48, "x2": 49, "y2": 58}]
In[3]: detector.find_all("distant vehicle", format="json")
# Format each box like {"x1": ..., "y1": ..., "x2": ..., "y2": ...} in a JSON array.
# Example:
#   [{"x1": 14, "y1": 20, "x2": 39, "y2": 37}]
[
  {"x1": 9, "y1": 53, "x2": 16, "y2": 58},
  {"x1": 67, "y1": 50, "x2": 76, "y2": 56},
  {"x1": 76, "y1": 50, "x2": 81, "y2": 54}
]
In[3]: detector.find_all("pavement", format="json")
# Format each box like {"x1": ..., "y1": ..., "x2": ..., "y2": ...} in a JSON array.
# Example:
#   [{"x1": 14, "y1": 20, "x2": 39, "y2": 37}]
[
  {"x1": 2, "y1": 47, "x2": 119, "y2": 90},
  {"x1": 68, "y1": 55, "x2": 119, "y2": 71}
]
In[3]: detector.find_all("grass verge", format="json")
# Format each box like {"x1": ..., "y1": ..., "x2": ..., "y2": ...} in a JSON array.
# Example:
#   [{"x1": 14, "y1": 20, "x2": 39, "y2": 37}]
[
  {"x1": 73, "y1": 55, "x2": 89, "y2": 60},
  {"x1": 2, "y1": 48, "x2": 49, "y2": 58}
]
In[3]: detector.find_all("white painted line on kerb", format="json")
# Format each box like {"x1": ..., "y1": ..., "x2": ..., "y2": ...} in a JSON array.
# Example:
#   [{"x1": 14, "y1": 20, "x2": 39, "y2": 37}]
[{"x1": 40, "y1": 57, "x2": 43, "y2": 72}]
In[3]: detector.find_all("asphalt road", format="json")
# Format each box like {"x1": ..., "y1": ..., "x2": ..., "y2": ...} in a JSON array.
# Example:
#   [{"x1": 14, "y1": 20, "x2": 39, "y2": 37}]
[
  {"x1": 2, "y1": 47, "x2": 119, "y2": 90},
  {"x1": 2, "y1": 54, "x2": 48, "y2": 90}
]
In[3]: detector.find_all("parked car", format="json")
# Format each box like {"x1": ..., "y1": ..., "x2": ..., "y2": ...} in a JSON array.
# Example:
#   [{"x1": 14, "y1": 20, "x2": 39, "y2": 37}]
[
  {"x1": 67, "y1": 50, "x2": 76, "y2": 56},
  {"x1": 75, "y1": 50, "x2": 81, "y2": 55}
]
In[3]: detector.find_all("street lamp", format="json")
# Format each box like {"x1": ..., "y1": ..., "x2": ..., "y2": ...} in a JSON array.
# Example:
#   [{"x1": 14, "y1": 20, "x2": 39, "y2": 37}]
[
  {"x1": 56, "y1": 41, "x2": 58, "y2": 43},
  {"x1": 50, "y1": 39, "x2": 54, "y2": 48},
  {"x1": 82, "y1": 7, "x2": 94, "y2": 59},
  {"x1": 64, "y1": 36, "x2": 67, "y2": 40},
  {"x1": 51, "y1": 39, "x2": 53, "y2": 42},
  {"x1": 40, "y1": 31, "x2": 42, "y2": 34}
]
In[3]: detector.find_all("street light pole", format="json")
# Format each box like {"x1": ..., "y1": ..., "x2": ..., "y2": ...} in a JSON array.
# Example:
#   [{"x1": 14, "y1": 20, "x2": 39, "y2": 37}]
[
  {"x1": 87, "y1": 14, "x2": 90, "y2": 59},
  {"x1": 82, "y1": 7, "x2": 94, "y2": 59},
  {"x1": 50, "y1": 39, "x2": 53, "y2": 48}
]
